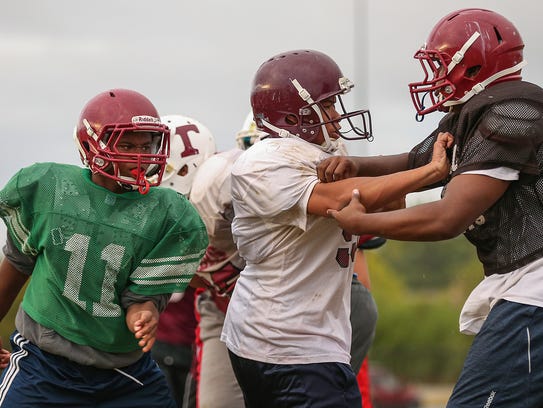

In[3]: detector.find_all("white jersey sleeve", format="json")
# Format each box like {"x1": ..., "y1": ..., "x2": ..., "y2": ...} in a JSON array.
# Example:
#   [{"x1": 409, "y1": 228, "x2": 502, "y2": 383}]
[{"x1": 190, "y1": 148, "x2": 244, "y2": 271}]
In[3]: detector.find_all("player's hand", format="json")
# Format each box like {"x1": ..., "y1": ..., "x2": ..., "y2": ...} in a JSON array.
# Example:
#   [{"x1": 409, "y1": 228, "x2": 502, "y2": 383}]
[
  {"x1": 317, "y1": 156, "x2": 359, "y2": 182},
  {"x1": 327, "y1": 189, "x2": 367, "y2": 234},
  {"x1": 0, "y1": 336, "x2": 11, "y2": 369},
  {"x1": 126, "y1": 302, "x2": 159, "y2": 353},
  {"x1": 431, "y1": 132, "x2": 454, "y2": 180}
]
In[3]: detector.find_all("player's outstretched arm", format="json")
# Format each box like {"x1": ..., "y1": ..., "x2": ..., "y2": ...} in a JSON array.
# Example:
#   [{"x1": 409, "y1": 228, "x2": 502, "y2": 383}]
[
  {"x1": 328, "y1": 170, "x2": 511, "y2": 240},
  {"x1": 126, "y1": 301, "x2": 159, "y2": 353},
  {"x1": 310, "y1": 133, "x2": 453, "y2": 216},
  {"x1": 317, "y1": 152, "x2": 410, "y2": 183}
]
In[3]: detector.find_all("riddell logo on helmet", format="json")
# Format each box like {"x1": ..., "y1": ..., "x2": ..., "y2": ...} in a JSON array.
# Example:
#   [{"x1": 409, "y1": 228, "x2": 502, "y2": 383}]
[{"x1": 132, "y1": 115, "x2": 160, "y2": 124}]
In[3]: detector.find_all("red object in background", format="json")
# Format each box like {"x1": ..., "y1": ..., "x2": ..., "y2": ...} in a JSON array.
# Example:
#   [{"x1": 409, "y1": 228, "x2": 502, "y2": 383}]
[
  {"x1": 357, "y1": 358, "x2": 373, "y2": 408},
  {"x1": 369, "y1": 363, "x2": 421, "y2": 408}
]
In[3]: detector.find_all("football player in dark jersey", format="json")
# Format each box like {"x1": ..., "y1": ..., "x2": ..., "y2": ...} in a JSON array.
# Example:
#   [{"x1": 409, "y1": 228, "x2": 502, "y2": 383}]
[{"x1": 321, "y1": 8, "x2": 543, "y2": 408}]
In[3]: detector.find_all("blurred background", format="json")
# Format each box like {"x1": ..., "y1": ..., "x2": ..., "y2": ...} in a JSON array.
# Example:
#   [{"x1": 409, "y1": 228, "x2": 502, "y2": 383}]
[{"x1": 2, "y1": 1, "x2": 541, "y2": 406}]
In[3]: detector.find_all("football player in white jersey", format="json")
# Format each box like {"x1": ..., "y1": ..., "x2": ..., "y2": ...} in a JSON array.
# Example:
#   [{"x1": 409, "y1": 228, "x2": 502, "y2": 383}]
[
  {"x1": 189, "y1": 114, "x2": 265, "y2": 408},
  {"x1": 152, "y1": 114, "x2": 217, "y2": 408},
  {"x1": 220, "y1": 49, "x2": 452, "y2": 407}
]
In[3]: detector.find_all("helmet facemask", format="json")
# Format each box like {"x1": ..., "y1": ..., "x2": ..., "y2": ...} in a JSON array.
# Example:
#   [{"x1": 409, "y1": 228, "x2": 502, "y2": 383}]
[
  {"x1": 409, "y1": 49, "x2": 455, "y2": 117},
  {"x1": 83, "y1": 118, "x2": 170, "y2": 194}
]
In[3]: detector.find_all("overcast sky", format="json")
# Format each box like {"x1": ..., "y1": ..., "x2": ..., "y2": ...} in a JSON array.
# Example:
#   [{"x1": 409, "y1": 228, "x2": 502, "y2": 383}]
[{"x1": 1, "y1": 0, "x2": 542, "y2": 243}]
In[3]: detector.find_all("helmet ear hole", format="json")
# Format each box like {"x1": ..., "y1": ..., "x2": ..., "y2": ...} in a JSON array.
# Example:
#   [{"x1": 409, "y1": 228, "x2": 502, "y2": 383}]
[
  {"x1": 494, "y1": 27, "x2": 503, "y2": 43},
  {"x1": 178, "y1": 164, "x2": 189, "y2": 177},
  {"x1": 466, "y1": 65, "x2": 482, "y2": 78},
  {"x1": 285, "y1": 114, "x2": 298, "y2": 125}
]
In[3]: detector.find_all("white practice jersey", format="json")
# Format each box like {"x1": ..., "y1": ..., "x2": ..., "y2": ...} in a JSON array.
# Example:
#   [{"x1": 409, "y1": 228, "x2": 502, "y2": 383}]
[
  {"x1": 190, "y1": 148, "x2": 245, "y2": 272},
  {"x1": 221, "y1": 137, "x2": 356, "y2": 365}
]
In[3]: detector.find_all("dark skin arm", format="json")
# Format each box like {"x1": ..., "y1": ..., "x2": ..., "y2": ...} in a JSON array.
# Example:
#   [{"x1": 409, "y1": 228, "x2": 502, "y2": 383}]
[
  {"x1": 0, "y1": 257, "x2": 30, "y2": 369},
  {"x1": 317, "y1": 152, "x2": 410, "y2": 182},
  {"x1": 328, "y1": 173, "x2": 510, "y2": 240},
  {"x1": 308, "y1": 132, "x2": 453, "y2": 217}
]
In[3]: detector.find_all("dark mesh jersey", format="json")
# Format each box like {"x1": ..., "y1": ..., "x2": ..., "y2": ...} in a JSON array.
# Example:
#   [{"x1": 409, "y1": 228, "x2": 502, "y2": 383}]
[{"x1": 409, "y1": 81, "x2": 543, "y2": 276}]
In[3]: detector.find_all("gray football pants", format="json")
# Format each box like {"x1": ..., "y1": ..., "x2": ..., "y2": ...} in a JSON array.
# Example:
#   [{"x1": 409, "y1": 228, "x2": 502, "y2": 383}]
[
  {"x1": 350, "y1": 277, "x2": 378, "y2": 374},
  {"x1": 196, "y1": 291, "x2": 245, "y2": 408}
]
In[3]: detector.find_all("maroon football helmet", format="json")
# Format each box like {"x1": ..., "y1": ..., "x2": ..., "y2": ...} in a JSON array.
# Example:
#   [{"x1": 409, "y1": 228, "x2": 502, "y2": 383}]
[
  {"x1": 250, "y1": 49, "x2": 372, "y2": 150},
  {"x1": 74, "y1": 89, "x2": 170, "y2": 194},
  {"x1": 409, "y1": 8, "x2": 526, "y2": 117}
]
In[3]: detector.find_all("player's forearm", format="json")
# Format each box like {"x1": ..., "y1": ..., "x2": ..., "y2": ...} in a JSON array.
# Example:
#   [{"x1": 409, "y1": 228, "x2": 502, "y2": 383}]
[
  {"x1": 352, "y1": 161, "x2": 445, "y2": 211},
  {"x1": 348, "y1": 199, "x2": 463, "y2": 241},
  {"x1": 354, "y1": 153, "x2": 410, "y2": 176},
  {"x1": 310, "y1": 161, "x2": 443, "y2": 216}
]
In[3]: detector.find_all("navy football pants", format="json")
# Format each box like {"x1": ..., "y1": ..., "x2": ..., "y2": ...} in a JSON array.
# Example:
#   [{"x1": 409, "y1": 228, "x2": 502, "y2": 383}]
[
  {"x1": 0, "y1": 331, "x2": 175, "y2": 408},
  {"x1": 228, "y1": 350, "x2": 361, "y2": 408}
]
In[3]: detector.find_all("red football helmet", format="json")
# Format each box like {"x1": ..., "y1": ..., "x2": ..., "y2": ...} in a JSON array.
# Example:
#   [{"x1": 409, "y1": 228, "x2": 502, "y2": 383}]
[
  {"x1": 409, "y1": 8, "x2": 526, "y2": 117},
  {"x1": 74, "y1": 89, "x2": 170, "y2": 194},
  {"x1": 250, "y1": 49, "x2": 372, "y2": 151}
]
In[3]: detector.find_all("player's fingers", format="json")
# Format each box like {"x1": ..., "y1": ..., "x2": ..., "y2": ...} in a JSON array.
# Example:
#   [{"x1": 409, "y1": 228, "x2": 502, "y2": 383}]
[
  {"x1": 143, "y1": 337, "x2": 156, "y2": 352},
  {"x1": 317, "y1": 158, "x2": 337, "y2": 182},
  {"x1": 331, "y1": 160, "x2": 353, "y2": 182}
]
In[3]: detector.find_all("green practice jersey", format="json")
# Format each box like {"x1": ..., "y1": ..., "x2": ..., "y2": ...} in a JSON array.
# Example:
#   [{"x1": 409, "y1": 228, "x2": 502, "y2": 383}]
[{"x1": 0, "y1": 163, "x2": 208, "y2": 353}]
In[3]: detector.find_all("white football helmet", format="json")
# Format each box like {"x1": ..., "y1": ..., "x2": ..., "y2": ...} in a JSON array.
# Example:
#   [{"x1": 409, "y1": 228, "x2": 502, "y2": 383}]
[
  {"x1": 161, "y1": 114, "x2": 217, "y2": 197},
  {"x1": 235, "y1": 112, "x2": 268, "y2": 150}
]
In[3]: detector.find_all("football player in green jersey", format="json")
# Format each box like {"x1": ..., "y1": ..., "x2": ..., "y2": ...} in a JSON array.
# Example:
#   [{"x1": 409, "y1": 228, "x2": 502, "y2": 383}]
[{"x1": 0, "y1": 89, "x2": 208, "y2": 407}]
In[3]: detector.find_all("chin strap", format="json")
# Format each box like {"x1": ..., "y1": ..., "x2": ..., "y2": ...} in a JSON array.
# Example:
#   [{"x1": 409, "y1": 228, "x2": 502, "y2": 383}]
[
  {"x1": 129, "y1": 169, "x2": 151, "y2": 194},
  {"x1": 445, "y1": 60, "x2": 527, "y2": 107},
  {"x1": 259, "y1": 118, "x2": 340, "y2": 153},
  {"x1": 443, "y1": 31, "x2": 528, "y2": 107},
  {"x1": 290, "y1": 78, "x2": 335, "y2": 151}
]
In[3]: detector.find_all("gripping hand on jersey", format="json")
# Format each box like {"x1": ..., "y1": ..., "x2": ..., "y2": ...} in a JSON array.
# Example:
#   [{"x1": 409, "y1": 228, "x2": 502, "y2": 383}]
[
  {"x1": 327, "y1": 132, "x2": 453, "y2": 233},
  {"x1": 126, "y1": 301, "x2": 159, "y2": 353},
  {"x1": 327, "y1": 189, "x2": 368, "y2": 233}
]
